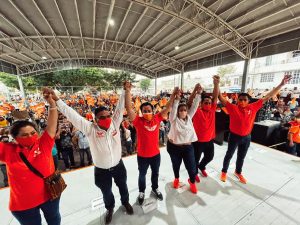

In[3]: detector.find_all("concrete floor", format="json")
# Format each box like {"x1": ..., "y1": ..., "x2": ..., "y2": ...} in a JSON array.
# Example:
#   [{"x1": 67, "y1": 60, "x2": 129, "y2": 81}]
[{"x1": 1, "y1": 142, "x2": 300, "y2": 225}]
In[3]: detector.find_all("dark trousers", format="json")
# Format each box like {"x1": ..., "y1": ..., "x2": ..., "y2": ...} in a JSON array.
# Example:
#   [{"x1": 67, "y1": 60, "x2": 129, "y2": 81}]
[
  {"x1": 94, "y1": 160, "x2": 129, "y2": 210},
  {"x1": 287, "y1": 142, "x2": 300, "y2": 157},
  {"x1": 159, "y1": 130, "x2": 165, "y2": 144},
  {"x1": 52, "y1": 155, "x2": 59, "y2": 171},
  {"x1": 61, "y1": 147, "x2": 75, "y2": 169},
  {"x1": 0, "y1": 164, "x2": 8, "y2": 187},
  {"x1": 125, "y1": 141, "x2": 133, "y2": 154},
  {"x1": 167, "y1": 141, "x2": 196, "y2": 183},
  {"x1": 79, "y1": 147, "x2": 93, "y2": 166},
  {"x1": 193, "y1": 140, "x2": 214, "y2": 171},
  {"x1": 137, "y1": 153, "x2": 160, "y2": 193},
  {"x1": 222, "y1": 132, "x2": 251, "y2": 174},
  {"x1": 12, "y1": 198, "x2": 61, "y2": 225}
]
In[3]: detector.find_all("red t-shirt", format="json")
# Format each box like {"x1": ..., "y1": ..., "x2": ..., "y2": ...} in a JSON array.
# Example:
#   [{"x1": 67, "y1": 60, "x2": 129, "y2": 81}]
[
  {"x1": 193, "y1": 103, "x2": 217, "y2": 142},
  {"x1": 133, "y1": 113, "x2": 163, "y2": 158},
  {"x1": 0, "y1": 131, "x2": 55, "y2": 211},
  {"x1": 226, "y1": 99, "x2": 263, "y2": 136}
]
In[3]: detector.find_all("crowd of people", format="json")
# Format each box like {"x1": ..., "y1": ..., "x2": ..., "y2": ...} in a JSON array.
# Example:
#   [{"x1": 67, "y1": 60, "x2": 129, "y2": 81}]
[{"x1": 0, "y1": 74, "x2": 299, "y2": 225}]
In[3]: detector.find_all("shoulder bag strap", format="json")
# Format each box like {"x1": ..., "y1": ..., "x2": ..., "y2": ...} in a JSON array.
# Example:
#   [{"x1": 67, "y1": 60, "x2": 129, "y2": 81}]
[{"x1": 19, "y1": 152, "x2": 45, "y2": 178}]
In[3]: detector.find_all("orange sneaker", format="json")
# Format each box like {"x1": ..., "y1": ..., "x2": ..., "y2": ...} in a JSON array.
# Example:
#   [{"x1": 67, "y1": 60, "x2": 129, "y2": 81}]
[
  {"x1": 220, "y1": 172, "x2": 227, "y2": 182},
  {"x1": 188, "y1": 179, "x2": 197, "y2": 194},
  {"x1": 234, "y1": 172, "x2": 247, "y2": 184},
  {"x1": 173, "y1": 178, "x2": 180, "y2": 189},
  {"x1": 195, "y1": 174, "x2": 200, "y2": 183}
]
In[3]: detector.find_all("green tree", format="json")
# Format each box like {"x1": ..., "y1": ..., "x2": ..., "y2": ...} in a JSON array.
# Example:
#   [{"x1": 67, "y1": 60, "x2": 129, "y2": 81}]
[
  {"x1": 0, "y1": 72, "x2": 19, "y2": 88},
  {"x1": 140, "y1": 78, "x2": 151, "y2": 92},
  {"x1": 217, "y1": 65, "x2": 236, "y2": 86}
]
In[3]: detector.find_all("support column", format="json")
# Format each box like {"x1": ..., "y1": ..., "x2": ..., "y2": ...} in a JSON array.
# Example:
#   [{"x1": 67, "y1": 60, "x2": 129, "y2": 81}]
[
  {"x1": 154, "y1": 74, "x2": 157, "y2": 95},
  {"x1": 180, "y1": 65, "x2": 184, "y2": 89},
  {"x1": 241, "y1": 59, "x2": 250, "y2": 93},
  {"x1": 16, "y1": 67, "x2": 28, "y2": 107}
]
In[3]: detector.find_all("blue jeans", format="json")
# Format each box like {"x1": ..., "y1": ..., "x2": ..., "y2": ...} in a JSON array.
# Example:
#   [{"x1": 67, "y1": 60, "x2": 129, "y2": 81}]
[
  {"x1": 222, "y1": 133, "x2": 251, "y2": 174},
  {"x1": 287, "y1": 142, "x2": 300, "y2": 157},
  {"x1": 159, "y1": 130, "x2": 165, "y2": 144},
  {"x1": 94, "y1": 160, "x2": 129, "y2": 210},
  {"x1": 167, "y1": 141, "x2": 196, "y2": 183},
  {"x1": 12, "y1": 198, "x2": 61, "y2": 225},
  {"x1": 137, "y1": 153, "x2": 161, "y2": 193}
]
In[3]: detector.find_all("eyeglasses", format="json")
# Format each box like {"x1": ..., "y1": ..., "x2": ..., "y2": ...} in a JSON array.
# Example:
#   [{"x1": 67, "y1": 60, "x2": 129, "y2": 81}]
[
  {"x1": 238, "y1": 99, "x2": 248, "y2": 102},
  {"x1": 97, "y1": 115, "x2": 111, "y2": 120}
]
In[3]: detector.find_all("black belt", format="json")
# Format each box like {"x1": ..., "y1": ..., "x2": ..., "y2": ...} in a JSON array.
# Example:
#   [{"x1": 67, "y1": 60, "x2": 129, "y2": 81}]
[{"x1": 96, "y1": 160, "x2": 122, "y2": 172}]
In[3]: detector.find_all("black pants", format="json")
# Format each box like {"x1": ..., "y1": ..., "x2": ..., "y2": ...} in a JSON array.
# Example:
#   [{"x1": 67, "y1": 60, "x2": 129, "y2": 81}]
[
  {"x1": 0, "y1": 164, "x2": 8, "y2": 187},
  {"x1": 94, "y1": 160, "x2": 129, "y2": 210},
  {"x1": 137, "y1": 153, "x2": 160, "y2": 193},
  {"x1": 222, "y1": 133, "x2": 251, "y2": 174},
  {"x1": 193, "y1": 140, "x2": 214, "y2": 171},
  {"x1": 79, "y1": 147, "x2": 92, "y2": 166},
  {"x1": 61, "y1": 147, "x2": 75, "y2": 169},
  {"x1": 167, "y1": 141, "x2": 196, "y2": 183}
]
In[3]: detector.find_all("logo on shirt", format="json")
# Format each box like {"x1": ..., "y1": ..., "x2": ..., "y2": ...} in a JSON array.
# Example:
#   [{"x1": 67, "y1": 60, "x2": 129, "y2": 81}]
[
  {"x1": 96, "y1": 131, "x2": 105, "y2": 138},
  {"x1": 144, "y1": 125, "x2": 157, "y2": 131},
  {"x1": 112, "y1": 130, "x2": 117, "y2": 136},
  {"x1": 34, "y1": 148, "x2": 41, "y2": 157}
]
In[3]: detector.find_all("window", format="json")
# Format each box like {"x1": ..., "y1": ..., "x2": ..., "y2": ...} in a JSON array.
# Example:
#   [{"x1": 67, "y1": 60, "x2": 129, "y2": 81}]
[
  {"x1": 233, "y1": 78, "x2": 239, "y2": 85},
  {"x1": 288, "y1": 70, "x2": 300, "y2": 84},
  {"x1": 260, "y1": 73, "x2": 274, "y2": 82},
  {"x1": 265, "y1": 56, "x2": 272, "y2": 66}
]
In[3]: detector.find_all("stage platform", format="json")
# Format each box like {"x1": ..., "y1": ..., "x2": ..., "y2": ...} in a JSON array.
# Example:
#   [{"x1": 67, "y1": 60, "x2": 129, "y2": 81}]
[{"x1": 1, "y1": 142, "x2": 300, "y2": 225}]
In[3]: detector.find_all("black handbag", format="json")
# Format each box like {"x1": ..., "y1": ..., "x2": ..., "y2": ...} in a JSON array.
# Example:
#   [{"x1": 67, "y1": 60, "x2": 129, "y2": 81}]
[{"x1": 19, "y1": 152, "x2": 67, "y2": 200}]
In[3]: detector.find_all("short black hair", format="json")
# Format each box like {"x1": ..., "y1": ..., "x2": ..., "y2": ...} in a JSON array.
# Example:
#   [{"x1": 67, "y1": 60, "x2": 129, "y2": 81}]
[
  {"x1": 201, "y1": 94, "x2": 212, "y2": 102},
  {"x1": 238, "y1": 93, "x2": 251, "y2": 99},
  {"x1": 94, "y1": 106, "x2": 109, "y2": 116},
  {"x1": 10, "y1": 120, "x2": 37, "y2": 138},
  {"x1": 140, "y1": 102, "x2": 154, "y2": 112}
]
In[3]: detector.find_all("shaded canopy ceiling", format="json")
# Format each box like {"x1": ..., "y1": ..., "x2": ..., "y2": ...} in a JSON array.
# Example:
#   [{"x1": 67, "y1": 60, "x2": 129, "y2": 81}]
[{"x1": 0, "y1": 0, "x2": 300, "y2": 78}]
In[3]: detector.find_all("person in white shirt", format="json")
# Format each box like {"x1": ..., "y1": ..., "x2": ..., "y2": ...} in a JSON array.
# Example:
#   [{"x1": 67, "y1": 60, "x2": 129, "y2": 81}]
[
  {"x1": 42, "y1": 85, "x2": 133, "y2": 225},
  {"x1": 73, "y1": 129, "x2": 93, "y2": 166},
  {"x1": 167, "y1": 84, "x2": 202, "y2": 194}
]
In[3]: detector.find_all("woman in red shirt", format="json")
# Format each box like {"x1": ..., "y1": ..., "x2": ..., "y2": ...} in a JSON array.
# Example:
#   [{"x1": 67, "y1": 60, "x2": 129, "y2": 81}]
[{"x1": 0, "y1": 90, "x2": 59, "y2": 225}]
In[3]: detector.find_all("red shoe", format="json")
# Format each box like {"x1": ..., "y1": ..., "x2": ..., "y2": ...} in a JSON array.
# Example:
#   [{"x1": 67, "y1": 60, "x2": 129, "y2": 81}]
[
  {"x1": 201, "y1": 170, "x2": 208, "y2": 177},
  {"x1": 188, "y1": 179, "x2": 197, "y2": 194},
  {"x1": 220, "y1": 172, "x2": 227, "y2": 182},
  {"x1": 195, "y1": 174, "x2": 200, "y2": 183},
  {"x1": 173, "y1": 178, "x2": 179, "y2": 189},
  {"x1": 234, "y1": 172, "x2": 247, "y2": 184}
]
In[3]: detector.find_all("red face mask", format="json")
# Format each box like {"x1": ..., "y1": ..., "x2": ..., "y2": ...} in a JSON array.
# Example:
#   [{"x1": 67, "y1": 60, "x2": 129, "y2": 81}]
[
  {"x1": 98, "y1": 118, "x2": 112, "y2": 129},
  {"x1": 15, "y1": 133, "x2": 39, "y2": 148},
  {"x1": 143, "y1": 113, "x2": 153, "y2": 121},
  {"x1": 202, "y1": 105, "x2": 211, "y2": 111}
]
